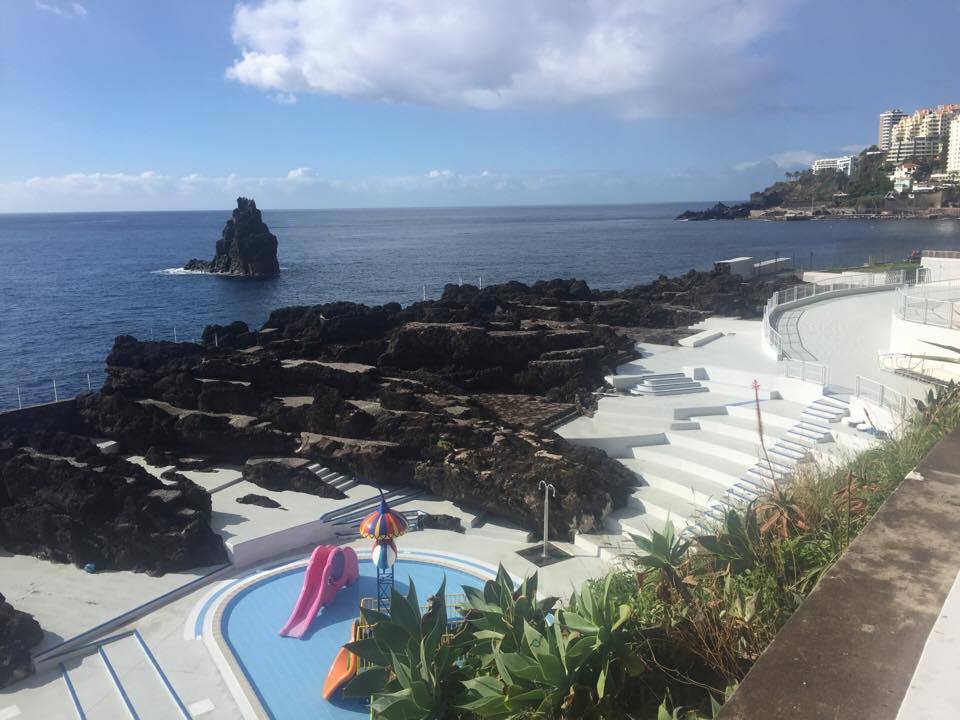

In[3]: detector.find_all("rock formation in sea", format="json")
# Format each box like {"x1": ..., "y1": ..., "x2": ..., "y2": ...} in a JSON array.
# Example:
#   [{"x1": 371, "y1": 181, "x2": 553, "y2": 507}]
[
  {"x1": 183, "y1": 197, "x2": 280, "y2": 276},
  {"x1": 0, "y1": 593, "x2": 43, "y2": 689},
  {"x1": 676, "y1": 201, "x2": 751, "y2": 221},
  {"x1": 69, "y1": 271, "x2": 799, "y2": 540}
]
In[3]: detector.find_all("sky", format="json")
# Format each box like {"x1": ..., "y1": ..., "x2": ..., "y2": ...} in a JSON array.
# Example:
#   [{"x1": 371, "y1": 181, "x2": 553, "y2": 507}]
[{"x1": 1, "y1": 0, "x2": 958, "y2": 212}]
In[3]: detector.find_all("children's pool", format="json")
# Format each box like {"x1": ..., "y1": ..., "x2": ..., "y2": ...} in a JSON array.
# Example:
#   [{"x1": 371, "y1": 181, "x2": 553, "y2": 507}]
[{"x1": 221, "y1": 556, "x2": 489, "y2": 720}]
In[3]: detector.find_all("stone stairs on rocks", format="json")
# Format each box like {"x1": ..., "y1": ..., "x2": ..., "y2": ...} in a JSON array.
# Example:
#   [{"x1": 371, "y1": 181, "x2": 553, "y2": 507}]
[{"x1": 306, "y1": 463, "x2": 360, "y2": 493}]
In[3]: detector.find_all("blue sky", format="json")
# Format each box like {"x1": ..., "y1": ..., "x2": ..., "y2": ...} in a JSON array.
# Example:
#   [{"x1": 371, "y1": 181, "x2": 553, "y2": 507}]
[{"x1": 1, "y1": 0, "x2": 958, "y2": 212}]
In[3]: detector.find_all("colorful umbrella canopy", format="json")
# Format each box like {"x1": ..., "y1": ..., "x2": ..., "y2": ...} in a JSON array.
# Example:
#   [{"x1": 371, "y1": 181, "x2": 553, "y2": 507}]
[{"x1": 359, "y1": 491, "x2": 409, "y2": 541}]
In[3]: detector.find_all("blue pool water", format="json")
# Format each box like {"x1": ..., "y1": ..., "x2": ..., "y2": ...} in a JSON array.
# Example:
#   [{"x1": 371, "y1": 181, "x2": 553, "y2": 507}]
[{"x1": 221, "y1": 557, "x2": 489, "y2": 720}]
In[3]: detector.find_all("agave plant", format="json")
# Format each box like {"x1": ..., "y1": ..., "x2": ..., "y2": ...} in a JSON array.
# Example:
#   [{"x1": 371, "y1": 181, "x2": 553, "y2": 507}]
[
  {"x1": 460, "y1": 572, "x2": 636, "y2": 718},
  {"x1": 630, "y1": 519, "x2": 691, "y2": 594},
  {"x1": 755, "y1": 484, "x2": 808, "y2": 540},
  {"x1": 342, "y1": 577, "x2": 471, "y2": 719},
  {"x1": 461, "y1": 565, "x2": 557, "y2": 659},
  {"x1": 696, "y1": 507, "x2": 760, "y2": 575}
]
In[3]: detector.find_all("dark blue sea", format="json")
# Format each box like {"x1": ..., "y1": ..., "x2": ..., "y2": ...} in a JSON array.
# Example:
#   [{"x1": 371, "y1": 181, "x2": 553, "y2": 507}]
[{"x1": 1, "y1": 202, "x2": 959, "y2": 409}]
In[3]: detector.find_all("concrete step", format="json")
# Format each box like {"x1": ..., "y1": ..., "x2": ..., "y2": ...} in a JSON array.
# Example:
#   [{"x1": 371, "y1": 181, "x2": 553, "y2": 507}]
[
  {"x1": 744, "y1": 464, "x2": 785, "y2": 483},
  {"x1": 630, "y1": 385, "x2": 709, "y2": 396},
  {"x1": 605, "y1": 510, "x2": 694, "y2": 542},
  {"x1": 635, "y1": 372, "x2": 687, "y2": 381},
  {"x1": 694, "y1": 414, "x2": 783, "y2": 446},
  {"x1": 769, "y1": 445, "x2": 807, "y2": 463},
  {"x1": 62, "y1": 652, "x2": 133, "y2": 720},
  {"x1": 665, "y1": 430, "x2": 767, "y2": 468},
  {"x1": 639, "y1": 378, "x2": 700, "y2": 389},
  {"x1": 630, "y1": 445, "x2": 751, "y2": 492},
  {"x1": 725, "y1": 399, "x2": 817, "y2": 430},
  {"x1": 573, "y1": 532, "x2": 636, "y2": 562},
  {"x1": 626, "y1": 484, "x2": 704, "y2": 523},
  {"x1": 796, "y1": 421, "x2": 832, "y2": 435},
  {"x1": 618, "y1": 457, "x2": 737, "y2": 506},
  {"x1": 819, "y1": 394, "x2": 851, "y2": 408},
  {"x1": 101, "y1": 634, "x2": 187, "y2": 720},
  {"x1": 811, "y1": 398, "x2": 850, "y2": 416},
  {"x1": 787, "y1": 426, "x2": 829, "y2": 444},
  {"x1": 756, "y1": 457, "x2": 794, "y2": 474},
  {"x1": 802, "y1": 408, "x2": 842, "y2": 423}
]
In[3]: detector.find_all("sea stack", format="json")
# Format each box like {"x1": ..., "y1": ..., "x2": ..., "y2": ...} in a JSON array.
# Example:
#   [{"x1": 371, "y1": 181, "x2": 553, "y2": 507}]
[{"x1": 184, "y1": 197, "x2": 280, "y2": 276}]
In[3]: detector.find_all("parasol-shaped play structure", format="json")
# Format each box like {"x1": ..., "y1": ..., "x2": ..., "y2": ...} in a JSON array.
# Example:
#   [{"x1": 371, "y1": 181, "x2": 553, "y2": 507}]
[{"x1": 359, "y1": 490, "x2": 409, "y2": 611}]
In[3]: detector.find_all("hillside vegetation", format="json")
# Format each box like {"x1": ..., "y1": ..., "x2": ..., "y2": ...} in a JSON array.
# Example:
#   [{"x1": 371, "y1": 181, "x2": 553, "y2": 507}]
[{"x1": 750, "y1": 147, "x2": 893, "y2": 209}]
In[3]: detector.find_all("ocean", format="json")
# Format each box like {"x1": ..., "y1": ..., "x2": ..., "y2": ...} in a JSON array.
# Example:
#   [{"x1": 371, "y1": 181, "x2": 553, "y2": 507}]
[{"x1": 1, "y1": 202, "x2": 958, "y2": 410}]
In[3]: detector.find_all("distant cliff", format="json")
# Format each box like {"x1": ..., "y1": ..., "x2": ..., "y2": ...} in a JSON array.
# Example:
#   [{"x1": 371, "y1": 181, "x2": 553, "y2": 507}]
[{"x1": 184, "y1": 197, "x2": 280, "y2": 276}]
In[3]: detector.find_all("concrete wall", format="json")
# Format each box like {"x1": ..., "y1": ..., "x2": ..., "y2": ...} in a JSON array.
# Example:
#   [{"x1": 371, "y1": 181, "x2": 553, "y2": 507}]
[
  {"x1": 0, "y1": 397, "x2": 84, "y2": 435},
  {"x1": 921, "y1": 256, "x2": 960, "y2": 282}
]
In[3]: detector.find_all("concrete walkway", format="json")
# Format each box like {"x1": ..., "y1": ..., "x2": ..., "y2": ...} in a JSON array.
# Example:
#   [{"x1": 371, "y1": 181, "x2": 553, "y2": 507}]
[
  {"x1": 779, "y1": 291, "x2": 925, "y2": 399},
  {"x1": 719, "y1": 426, "x2": 960, "y2": 720}
]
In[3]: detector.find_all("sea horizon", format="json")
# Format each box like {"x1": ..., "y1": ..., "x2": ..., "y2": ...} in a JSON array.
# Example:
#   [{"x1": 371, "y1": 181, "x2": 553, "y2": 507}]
[{"x1": 0, "y1": 198, "x2": 741, "y2": 217}]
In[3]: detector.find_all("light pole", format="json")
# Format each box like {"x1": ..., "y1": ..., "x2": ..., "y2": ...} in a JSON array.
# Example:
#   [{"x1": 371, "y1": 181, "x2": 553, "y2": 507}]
[{"x1": 538, "y1": 480, "x2": 555, "y2": 559}]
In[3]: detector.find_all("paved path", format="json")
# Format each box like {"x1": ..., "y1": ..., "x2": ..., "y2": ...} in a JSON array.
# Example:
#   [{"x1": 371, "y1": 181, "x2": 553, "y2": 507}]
[
  {"x1": 780, "y1": 290, "x2": 925, "y2": 399},
  {"x1": 719, "y1": 426, "x2": 960, "y2": 720}
]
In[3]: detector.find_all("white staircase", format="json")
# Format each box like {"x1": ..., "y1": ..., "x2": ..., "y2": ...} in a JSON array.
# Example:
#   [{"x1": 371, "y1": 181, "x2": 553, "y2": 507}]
[
  {"x1": 575, "y1": 393, "x2": 869, "y2": 559},
  {"x1": 629, "y1": 372, "x2": 708, "y2": 396}
]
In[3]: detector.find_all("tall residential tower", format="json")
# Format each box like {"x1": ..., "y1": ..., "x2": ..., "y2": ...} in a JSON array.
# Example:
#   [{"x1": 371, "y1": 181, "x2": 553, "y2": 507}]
[
  {"x1": 948, "y1": 115, "x2": 960, "y2": 174},
  {"x1": 878, "y1": 109, "x2": 908, "y2": 150}
]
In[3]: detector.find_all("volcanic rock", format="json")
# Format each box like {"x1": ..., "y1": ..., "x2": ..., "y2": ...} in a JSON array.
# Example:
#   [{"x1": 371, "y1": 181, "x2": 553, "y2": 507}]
[
  {"x1": 0, "y1": 442, "x2": 226, "y2": 575},
  {"x1": 241, "y1": 457, "x2": 346, "y2": 498},
  {"x1": 417, "y1": 513, "x2": 464, "y2": 533},
  {"x1": 69, "y1": 270, "x2": 801, "y2": 541},
  {"x1": 237, "y1": 493, "x2": 282, "y2": 509},
  {"x1": 183, "y1": 197, "x2": 280, "y2": 277},
  {"x1": 676, "y1": 202, "x2": 750, "y2": 221},
  {"x1": 0, "y1": 592, "x2": 43, "y2": 689}
]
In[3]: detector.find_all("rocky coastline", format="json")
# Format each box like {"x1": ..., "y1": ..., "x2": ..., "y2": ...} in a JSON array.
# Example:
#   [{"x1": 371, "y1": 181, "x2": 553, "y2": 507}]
[
  {"x1": 0, "y1": 269, "x2": 800, "y2": 686},
  {"x1": 1, "y1": 270, "x2": 797, "y2": 572}
]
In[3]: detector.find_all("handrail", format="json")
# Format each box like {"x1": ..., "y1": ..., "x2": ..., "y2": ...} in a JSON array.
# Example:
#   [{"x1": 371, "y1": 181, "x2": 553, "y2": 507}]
[
  {"x1": 894, "y1": 279, "x2": 960, "y2": 330},
  {"x1": 762, "y1": 269, "x2": 918, "y2": 362},
  {"x1": 855, "y1": 375, "x2": 908, "y2": 417}
]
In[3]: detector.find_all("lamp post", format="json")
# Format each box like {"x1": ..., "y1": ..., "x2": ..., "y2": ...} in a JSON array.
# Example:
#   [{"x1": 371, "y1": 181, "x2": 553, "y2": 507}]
[{"x1": 538, "y1": 480, "x2": 555, "y2": 560}]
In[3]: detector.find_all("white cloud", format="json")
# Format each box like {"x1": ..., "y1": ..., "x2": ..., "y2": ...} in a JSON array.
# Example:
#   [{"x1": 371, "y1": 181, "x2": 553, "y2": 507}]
[
  {"x1": 734, "y1": 160, "x2": 765, "y2": 172},
  {"x1": 34, "y1": 1, "x2": 87, "y2": 18},
  {"x1": 0, "y1": 167, "x2": 660, "y2": 212},
  {"x1": 226, "y1": 0, "x2": 795, "y2": 117},
  {"x1": 768, "y1": 150, "x2": 820, "y2": 169}
]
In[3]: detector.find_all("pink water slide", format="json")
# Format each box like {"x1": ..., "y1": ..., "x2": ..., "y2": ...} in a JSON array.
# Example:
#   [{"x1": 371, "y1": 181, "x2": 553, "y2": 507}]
[{"x1": 279, "y1": 545, "x2": 360, "y2": 638}]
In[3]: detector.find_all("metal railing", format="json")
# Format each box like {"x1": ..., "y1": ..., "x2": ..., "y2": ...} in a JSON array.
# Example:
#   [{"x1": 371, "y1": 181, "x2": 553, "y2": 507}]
[
  {"x1": 762, "y1": 269, "x2": 919, "y2": 362},
  {"x1": 894, "y1": 279, "x2": 960, "y2": 330},
  {"x1": 855, "y1": 375, "x2": 908, "y2": 417},
  {"x1": 783, "y1": 360, "x2": 829, "y2": 386},
  {"x1": 767, "y1": 268, "x2": 915, "y2": 309}
]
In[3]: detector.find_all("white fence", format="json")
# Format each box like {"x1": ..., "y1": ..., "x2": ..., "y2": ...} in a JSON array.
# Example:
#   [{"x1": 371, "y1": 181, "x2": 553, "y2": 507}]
[
  {"x1": 855, "y1": 375, "x2": 908, "y2": 417},
  {"x1": 763, "y1": 268, "x2": 927, "y2": 362},
  {"x1": 894, "y1": 279, "x2": 960, "y2": 330},
  {"x1": 783, "y1": 360, "x2": 829, "y2": 386}
]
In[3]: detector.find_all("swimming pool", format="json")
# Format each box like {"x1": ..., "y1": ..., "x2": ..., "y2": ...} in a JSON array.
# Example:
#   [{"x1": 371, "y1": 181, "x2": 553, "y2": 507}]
[{"x1": 220, "y1": 553, "x2": 490, "y2": 720}]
